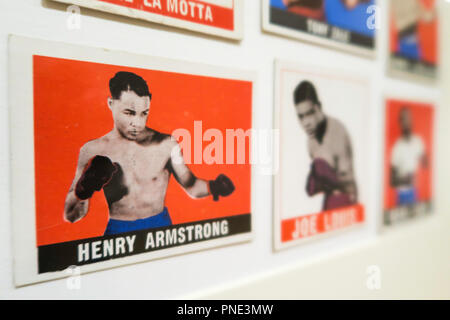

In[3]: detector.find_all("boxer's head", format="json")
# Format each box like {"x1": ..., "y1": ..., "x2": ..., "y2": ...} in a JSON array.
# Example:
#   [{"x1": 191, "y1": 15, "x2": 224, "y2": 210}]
[
  {"x1": 293, "y1": 81, "x2": 325, "y2": 138},
  {"x1": 399, "y1": 107, "x2": 412, "y2": 136},
  {"x1": 108, "y1": 71, "x2": 152, "y2": 141}
]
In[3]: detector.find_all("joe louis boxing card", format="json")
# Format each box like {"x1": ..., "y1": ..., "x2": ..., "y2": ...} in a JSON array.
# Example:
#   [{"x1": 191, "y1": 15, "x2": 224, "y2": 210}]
[
  {"x1": 388, "y1": 0, "x2": 439, "y2": 82},
  {"x1": 383, "y1": 99, "x2": 434, "y2": 227},
  {"x1": 262, "y1": 0, "x2": 377, "y2": 57},
  {"x1": 273, "y1": 60, "x2": 369, "y2": 250},
  {"x1": 9, "y1": 35, "x2": 254, "y2": 286},
  {"x1": 53, "y1": 0, "x2": 244, "y2": 40}
]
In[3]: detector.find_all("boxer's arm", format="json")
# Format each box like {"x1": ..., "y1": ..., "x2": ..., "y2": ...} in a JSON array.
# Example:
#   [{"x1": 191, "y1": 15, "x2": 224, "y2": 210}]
[
  {"x1": 337, "y1": 141, "x2": 355, "y2": 185},
  {"x1": 419, "y1": 138, "x2": 428, "y2": 169},
  {"x1": 335, "y1": 132, "x2": 358, "y2": 201},
  {"x1": 64, "y1": 144, "x2": 92, "y2": 223},
  {"x1": 168, "y1": 141, "x2": 209, "y2": 199},
  {"x1": 421, "y1": 154, "x2": 428, "y2": 169}
]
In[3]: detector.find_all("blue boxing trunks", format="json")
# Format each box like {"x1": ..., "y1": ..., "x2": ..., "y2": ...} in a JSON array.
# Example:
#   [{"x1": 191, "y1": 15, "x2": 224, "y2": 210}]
[
  {"x1": 104, "y1": 207, "x2": 172, "y2": 236},
  {"x1": 397, "y1": 188, "x2": 418, "y2": 206}
]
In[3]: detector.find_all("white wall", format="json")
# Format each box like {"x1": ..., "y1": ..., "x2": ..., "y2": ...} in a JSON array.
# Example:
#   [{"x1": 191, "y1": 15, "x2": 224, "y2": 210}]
[{"x1": 0, "y1": 0, "x2": 448, "y2": 299}]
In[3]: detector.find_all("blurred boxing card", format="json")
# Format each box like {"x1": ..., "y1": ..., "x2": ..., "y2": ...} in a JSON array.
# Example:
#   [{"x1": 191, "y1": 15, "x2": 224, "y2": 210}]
[
  {"x1": 383, "y1": 99, "x2": 434, "y2": 226},
  {"x1": 388, "y1": 0, "x2": 439, "y2": 81},
  {"x1": 273, "y1": 60, "x2": 369, "y2": 250},
  {"x1": 263, "y1": 0, "x2": 377, "y2": 56}
]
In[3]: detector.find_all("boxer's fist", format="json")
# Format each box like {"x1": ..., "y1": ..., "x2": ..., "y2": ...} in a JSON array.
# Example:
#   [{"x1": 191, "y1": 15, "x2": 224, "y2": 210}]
[
  {"x1": 312, "y1": 158, "x2": 338, "y2": 187},
  {"x1": 209, "y1": 174, "x2": 235, "y2": 201},
  {"x1": 306, "y1": 170, "x2": 321, "y2": 196},
  {"x1": 305, "y1": 158, "x2": 338, "y2": 195},
  {"x1": 75, "y1": 155, "x2": 117, "y2": 200}
]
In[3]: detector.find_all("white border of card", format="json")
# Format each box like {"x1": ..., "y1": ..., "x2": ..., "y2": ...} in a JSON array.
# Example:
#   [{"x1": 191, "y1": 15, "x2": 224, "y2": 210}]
[
  {"x1": 52, "y1": 0, "x2": 244, "y2": 40},
  {"x1": 9, "y1": 35, "x2": 255, "y2": 287},
  {"x1": 262, "y1": 0, "x2": 377, "y2": 58},
  {"x1": 273, "y1": 59, "x2": 370, "y2": 251}
]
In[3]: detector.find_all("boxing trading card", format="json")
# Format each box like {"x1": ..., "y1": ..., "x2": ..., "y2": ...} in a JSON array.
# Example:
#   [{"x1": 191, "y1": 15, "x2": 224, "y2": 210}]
[
  {"x1": 262, "y1": 0, "x2": 377, "y2": 57},
  {"x1": 273, "y1": 60, "x2": 369, "y2": 250},
  {"x1": 383, "y1": 99, "x2": 434, "y2": 227},
  {"x1": 52, "y1": 0, "x2": 244, "y2": 40},
  {"x1": 388, "y1": 0, "x2": 439, "y2": 82},
  {"x1": 9, "y1": 35, "x2": 254, "y2": 286}
]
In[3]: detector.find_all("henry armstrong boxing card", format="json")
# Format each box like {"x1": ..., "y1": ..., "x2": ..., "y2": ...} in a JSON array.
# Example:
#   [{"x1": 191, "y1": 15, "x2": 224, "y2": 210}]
[
  {"x1": 388, "y1": 0, "x2": 439, "y2": 81},
  {"x1": 262, "y1": 0, "x2": 377, "y2": 56},
  {"x1": 273, "y1": 60, "x2": 369, "y2": 250},
  {"x1": 383, "y1": 99, "x2": 434, "y2": 227},
  {"x1": 53, "y1": 0, "x2": 244, "y2": 40},
  {"x1": 9, "y1": 35, "x2": 253, "y2": 286}
]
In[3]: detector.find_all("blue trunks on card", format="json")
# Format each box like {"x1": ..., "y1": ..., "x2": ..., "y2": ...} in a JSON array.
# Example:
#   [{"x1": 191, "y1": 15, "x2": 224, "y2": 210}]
[
  {"x1": 397, "y1": 188, "x2": 417, "y2": 206},
  {"x1": 103, "y1": 207, "x2": 172, "y2": 236}
]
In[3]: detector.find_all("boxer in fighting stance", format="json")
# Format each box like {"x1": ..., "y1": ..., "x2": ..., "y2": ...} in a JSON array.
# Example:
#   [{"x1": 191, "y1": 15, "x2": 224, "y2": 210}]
[
  {"x1": 293, "y1": 81, "x2": 357, "y2": 211},
  {"x1": 64, "y1": 71, "x2": 235, "y2": 235},
  {"x1": 390, "y1": 107, "x2": 426, "y2": 208}
]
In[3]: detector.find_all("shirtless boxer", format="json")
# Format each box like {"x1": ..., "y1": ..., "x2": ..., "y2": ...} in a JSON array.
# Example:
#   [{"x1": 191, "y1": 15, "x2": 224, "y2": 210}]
[
  {"x1": 293, "y1": 80, "x2": 357, "y2": 211},
  {"x1": 64, "y1": 71, "x2": 235, "y2": 235},
  {"x1": 390, "y1": 107, "x2": 427, "y2": 208}
]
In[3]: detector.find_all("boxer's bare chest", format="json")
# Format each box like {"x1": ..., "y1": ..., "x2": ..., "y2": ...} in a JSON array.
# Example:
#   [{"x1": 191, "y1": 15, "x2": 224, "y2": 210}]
[{"x1": 98, "y1": 138, "x2": 171, "y2": 190}]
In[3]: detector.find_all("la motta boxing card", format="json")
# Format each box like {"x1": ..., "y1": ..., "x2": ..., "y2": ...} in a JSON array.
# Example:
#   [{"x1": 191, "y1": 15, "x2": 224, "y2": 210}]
[
  {"x1": 273, "y1": 60, "x2": 369, "y2": 250},
  {"x1": 9, "y1": 35, "x2": 254, "y2": 286},
  {"x1": 383, "y1": 99, "x2": 434, "y2": 227},
  {"x1": 388, "y1": 0, "x2": 439, "y2": 82},
  {"x1": 262, "y1": 0, "x2": 377, "y2": 57},
  {"x1": 53, "y1": 0, "x2": 244, "y2": 40}
]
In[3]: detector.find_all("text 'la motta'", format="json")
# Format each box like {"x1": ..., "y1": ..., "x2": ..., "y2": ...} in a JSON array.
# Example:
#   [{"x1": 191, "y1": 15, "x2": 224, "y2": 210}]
[{"x1": 124, "y1": 0, "x2": 214, "y2": 22}]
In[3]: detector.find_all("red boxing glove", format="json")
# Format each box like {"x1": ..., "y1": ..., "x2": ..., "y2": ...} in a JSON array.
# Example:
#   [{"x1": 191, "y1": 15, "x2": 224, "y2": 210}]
[{"x1": 306, "y1": 158, "x2": 339, "y2": 196}]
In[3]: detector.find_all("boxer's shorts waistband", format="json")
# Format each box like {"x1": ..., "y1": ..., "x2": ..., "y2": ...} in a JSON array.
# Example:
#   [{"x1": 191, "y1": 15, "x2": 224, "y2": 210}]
[{"x1": 104, "y1": 207, "x2": 172, "y2": 236}]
